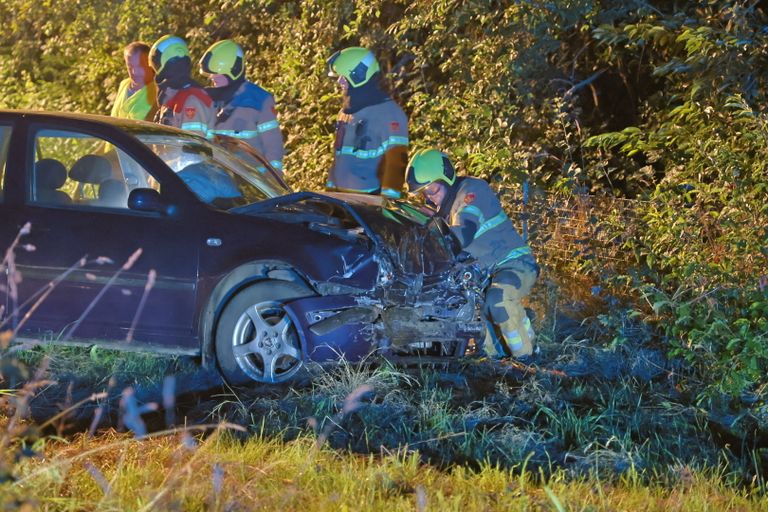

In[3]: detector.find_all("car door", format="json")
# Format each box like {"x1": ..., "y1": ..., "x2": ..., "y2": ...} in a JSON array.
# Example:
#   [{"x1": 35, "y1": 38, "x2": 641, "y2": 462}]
[{"x1": 2, "y1": 117, "x2": 201, "y2": 352}]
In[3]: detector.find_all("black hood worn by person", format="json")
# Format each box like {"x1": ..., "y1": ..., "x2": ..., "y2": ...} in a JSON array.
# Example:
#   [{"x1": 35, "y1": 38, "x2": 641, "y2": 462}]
[
  {"x1": 155, "y1": 56, "x2": 201, "y2": 105},
  {"x1": 205, "y1": 75, "x2": 246, "y2": 104},
  {"x1": 153, "y1": 56, "x2": 213, "y2": 135},
  {"x1": 342, "y1": 72, "x2": 392, "y2": 114}
]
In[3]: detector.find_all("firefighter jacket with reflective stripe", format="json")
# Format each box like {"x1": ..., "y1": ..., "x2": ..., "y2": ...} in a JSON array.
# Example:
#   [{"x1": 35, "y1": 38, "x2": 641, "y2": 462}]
[
  {"x1": 207, "y1": 82, "x2": 285, "y2": 172},
  {"x1": 442, "y1": 177, "x2": 534, "y2": 270},
  {"x1": 328, "y1": 100, "x2": 408, "y2": 194},
  {"x1": 111, "y1": 79, "x2": 158, "y2": 121},
  {"x1": 157, "y1": 86, "x2": 214, "y2": 137}
]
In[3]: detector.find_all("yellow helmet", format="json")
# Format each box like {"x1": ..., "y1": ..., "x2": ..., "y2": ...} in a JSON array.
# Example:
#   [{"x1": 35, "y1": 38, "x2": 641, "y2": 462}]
[
  {"x1": 406, "y1": 149, "x2": 456, "y2": 193},
  {"x1": 327, "y1": 47, "x2": 380, "y2": 88},
  {"x1": 200, "y1": 39, "x2": 245, "y2": 81},
  {"x1": 149, "y1": 35, "x2": 189, "y2": 74}
]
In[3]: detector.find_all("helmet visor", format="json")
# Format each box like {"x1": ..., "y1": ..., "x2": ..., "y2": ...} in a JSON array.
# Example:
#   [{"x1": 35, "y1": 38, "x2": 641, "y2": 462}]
[
  {"x1": 406, "y1": 165, "x2": 429, "y2": 193},
  {"x1": 150, "y1": 49, "x2": 163, "y2": 72},
  {"x1": 326, "y1": 50, "x2": 340, "y2": 77}
]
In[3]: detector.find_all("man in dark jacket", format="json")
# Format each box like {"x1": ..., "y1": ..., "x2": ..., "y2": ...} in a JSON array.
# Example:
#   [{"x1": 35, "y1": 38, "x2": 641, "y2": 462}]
[
  {"x1": 406, "y1": 149, "x2": 539, "y2": 362},
  {"x1": 200, "y1": 39, "x2": 285, "y2": 174},
  {"x1": 326, "y1": 47, "x2": 408, "y2": 198}
]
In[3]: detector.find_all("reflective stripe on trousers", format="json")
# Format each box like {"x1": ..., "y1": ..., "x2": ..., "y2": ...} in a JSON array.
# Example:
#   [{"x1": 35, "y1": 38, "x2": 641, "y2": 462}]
[
  {"x1": 484, "y1": 265, "x2": 537, "y2": 358},
  {"x1": 501, "y1": 316, "x2": 535, "y2": 354}
]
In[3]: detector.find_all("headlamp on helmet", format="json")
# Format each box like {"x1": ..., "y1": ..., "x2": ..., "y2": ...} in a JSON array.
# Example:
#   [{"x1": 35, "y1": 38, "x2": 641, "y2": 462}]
[{"x1": 406, "y1": 149, "x2": 456, "y2": 193}]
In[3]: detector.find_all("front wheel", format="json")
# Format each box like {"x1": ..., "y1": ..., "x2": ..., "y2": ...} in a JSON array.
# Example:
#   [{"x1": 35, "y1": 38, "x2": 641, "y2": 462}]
[{"x1": 215, "y1": 280, "x2": 311, "y2": 385}]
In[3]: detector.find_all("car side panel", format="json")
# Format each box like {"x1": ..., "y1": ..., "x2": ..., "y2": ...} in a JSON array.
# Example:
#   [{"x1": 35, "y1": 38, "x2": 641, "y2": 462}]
[{"x1": 8, "y1": 205, "x2": 200, "y2": 347}]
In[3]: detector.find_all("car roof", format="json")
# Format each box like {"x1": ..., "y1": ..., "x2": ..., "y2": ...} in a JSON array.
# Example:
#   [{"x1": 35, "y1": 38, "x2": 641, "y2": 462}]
[{"x1": 0, "y1": 109, "x2": 185, "y2": 136}]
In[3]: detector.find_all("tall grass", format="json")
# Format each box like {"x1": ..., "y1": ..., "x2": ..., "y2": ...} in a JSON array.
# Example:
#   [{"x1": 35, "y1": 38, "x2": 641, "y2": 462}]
[{"x1": 2, "y1": 430, "x2": 766, "y2": 511}]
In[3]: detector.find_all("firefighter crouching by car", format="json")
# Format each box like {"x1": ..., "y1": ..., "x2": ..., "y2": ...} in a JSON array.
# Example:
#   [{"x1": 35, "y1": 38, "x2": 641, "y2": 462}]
[
  {"x1": 326, "y1": 47, "x2": 409, "y2": 199},
  {"x1": 406, "y1": 149, "x2": 539, "y2": 363},
  {"x1": 200, "y1": 39, "x2": 285, "y2": 175},
  {"x1": 149, "y1": 35, "x2": 214, "y2": 137}
]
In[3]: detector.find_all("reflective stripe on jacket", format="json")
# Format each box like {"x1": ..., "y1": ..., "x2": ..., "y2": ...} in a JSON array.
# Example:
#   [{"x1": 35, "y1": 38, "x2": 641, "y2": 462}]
[
  {"x1": 207, "y1": 82, "x2": 285, "y2": 172},
  {"x1": 111, "y1": 79, "x2": 158, "y2": 121},
  {"x1": 157, "y1": 86, "x2": 214, "y2": 138},
  {"x1": 446, "y1": 177, "x2": 534, "y2": 269},
  {"x1": 327, "y1": 100, "x2": 408, "y2": 194}
]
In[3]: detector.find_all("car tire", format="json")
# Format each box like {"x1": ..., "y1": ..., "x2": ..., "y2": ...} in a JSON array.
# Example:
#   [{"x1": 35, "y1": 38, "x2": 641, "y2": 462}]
[{"x1": 215, "y1": 280, "x2": 312, "y2": 386}]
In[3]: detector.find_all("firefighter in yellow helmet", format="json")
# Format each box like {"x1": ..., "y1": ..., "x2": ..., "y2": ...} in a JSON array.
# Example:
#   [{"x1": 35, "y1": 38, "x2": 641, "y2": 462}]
[
  {"x1": 407, "y1": 149, "x2": 539, "y2": 362},
  {"x1": 111, "y1": 41, "x2": 157, "y2": 121},
  {"x1": 201, "y1": 39, "x2": 285, "y2": 175},
  {"x1": 149, "y1": 35, "x2": 214, "y2": 137},
  {"x1": 326, "y1": 47, "x2": 408, "y2": 198}
]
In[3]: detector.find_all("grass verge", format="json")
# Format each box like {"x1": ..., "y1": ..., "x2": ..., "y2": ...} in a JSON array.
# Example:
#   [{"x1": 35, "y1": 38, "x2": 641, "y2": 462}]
[{"x1": 2, "y1": 430, "x2": 766, "y2": 512}]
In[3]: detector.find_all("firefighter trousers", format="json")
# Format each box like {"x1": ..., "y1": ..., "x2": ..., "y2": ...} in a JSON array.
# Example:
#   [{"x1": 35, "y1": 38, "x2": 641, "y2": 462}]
[{"x1": 482, "y1": 258, "x2": 538, "y2": 358}]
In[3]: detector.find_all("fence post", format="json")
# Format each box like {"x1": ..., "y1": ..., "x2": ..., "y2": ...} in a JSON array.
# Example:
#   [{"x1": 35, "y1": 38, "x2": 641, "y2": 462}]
[{"x1": 522, "y1": 179, "x2": 529, "y2": 243}]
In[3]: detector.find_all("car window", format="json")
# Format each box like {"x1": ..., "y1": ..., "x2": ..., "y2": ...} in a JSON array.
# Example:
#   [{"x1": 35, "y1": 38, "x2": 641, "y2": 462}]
[
  {"x1": 135, "y1": 133, "x2": 289, "y2": 210},
  {"x1": 0, "y1": 125, "x2": 11, "y2": 201},
  {"x1": 210, "y1": 134, "x2": 289, "y2": 186},
  {"x1": 30, "y1": 129, "x2": 159, "y2": 209}
]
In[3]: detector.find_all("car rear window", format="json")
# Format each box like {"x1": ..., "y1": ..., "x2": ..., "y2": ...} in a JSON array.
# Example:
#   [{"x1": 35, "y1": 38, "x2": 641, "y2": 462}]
[{"x1": 30, "y1": 128, "x2": 159, "y2": 208}]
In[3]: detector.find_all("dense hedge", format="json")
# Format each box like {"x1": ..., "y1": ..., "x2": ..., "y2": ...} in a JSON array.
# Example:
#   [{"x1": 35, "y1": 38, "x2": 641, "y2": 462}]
[{"x1": 1, "y1": 0, "x2": 766, "y2": 400}]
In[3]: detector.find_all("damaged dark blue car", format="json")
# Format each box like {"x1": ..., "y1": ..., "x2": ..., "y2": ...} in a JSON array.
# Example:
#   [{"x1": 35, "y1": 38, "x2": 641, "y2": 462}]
[{"x1": 0, "y1": 111, "x2": 485, "y2": 384}]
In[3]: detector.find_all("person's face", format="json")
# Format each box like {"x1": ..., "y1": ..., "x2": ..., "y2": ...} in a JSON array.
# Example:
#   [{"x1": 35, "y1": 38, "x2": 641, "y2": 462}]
[
  {"x1": 423, "y1": 181, "x2": 447, "y2": 206},
  {"x1": 125, "y1": 51, "x2": 152, "y2": 85},
  {"x1": 209, "y1": 74, "x2": 230, "y2": 88}
]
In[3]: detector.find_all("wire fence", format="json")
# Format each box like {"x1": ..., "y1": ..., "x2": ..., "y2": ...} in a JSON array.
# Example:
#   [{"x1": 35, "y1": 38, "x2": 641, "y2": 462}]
[{"x1": 501, "y1": 187, "x2": 647, "y2": 275}]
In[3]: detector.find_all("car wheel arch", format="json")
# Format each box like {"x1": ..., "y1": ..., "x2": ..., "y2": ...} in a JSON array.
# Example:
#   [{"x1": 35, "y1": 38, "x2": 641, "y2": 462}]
[{"x1": 199, "y1": 260, "x2": 315, "y2": 368}]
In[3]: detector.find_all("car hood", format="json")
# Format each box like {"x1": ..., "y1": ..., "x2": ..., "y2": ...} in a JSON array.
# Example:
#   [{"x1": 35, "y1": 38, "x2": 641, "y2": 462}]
[{"x1": 231, "y1": 191, "x2": 460, "y2": 277}]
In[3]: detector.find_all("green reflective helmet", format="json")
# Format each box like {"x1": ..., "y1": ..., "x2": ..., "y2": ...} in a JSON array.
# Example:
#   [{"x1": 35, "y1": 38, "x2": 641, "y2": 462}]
[
  {"x1": 327, "y1": 47, "x2": 380, "y2": 88},
  {"x1": 149, "y1": 35, "x2": 189, "y2": 74},
  {"x1": 406, "y1": 149, "x2": 456, "y2": 193},
  {"x1": 200, "y1": 39, "x2": 245, "y2": 81}
]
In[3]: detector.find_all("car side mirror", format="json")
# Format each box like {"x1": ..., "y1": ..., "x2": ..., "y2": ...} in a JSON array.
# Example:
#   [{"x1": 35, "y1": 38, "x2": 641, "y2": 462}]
[{"x1": 128, "y1": 188, "x2": 166, "y2": 213}]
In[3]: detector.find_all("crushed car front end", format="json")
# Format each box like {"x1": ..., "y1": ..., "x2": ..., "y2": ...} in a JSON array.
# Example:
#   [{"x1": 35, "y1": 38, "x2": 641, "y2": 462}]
[{"x1": 238, "y1": 192, "x2": 486, "y2": 363}]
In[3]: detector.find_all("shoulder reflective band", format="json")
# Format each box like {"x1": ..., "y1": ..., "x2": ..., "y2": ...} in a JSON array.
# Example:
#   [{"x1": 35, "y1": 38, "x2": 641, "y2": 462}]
[
  {"x1": 458, "y1": 204, "x2": 484, "y2": 222},
  {"x1": 475, "y1": 211, "x2": 509, "y2": 238},
  {"x1": 335, "y1": 135, "x2": 408, "y2": 159}
]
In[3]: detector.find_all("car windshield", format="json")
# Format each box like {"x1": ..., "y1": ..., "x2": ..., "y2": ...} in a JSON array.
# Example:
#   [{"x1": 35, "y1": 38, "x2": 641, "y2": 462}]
[{"x1": 133, "y1": 131, "x2": 291, "y2": 210}]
